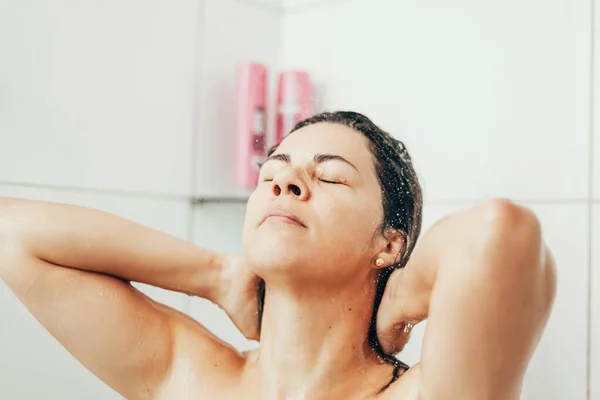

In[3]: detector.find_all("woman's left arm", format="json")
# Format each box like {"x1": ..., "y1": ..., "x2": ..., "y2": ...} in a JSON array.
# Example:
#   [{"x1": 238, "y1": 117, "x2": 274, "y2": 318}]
[{"x1": 378, "y1": 199, "x2": 557, "y2": 400}]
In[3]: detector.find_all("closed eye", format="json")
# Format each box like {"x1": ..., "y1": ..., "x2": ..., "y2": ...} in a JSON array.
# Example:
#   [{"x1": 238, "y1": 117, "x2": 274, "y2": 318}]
[{"x1": 319, "y1": 179, "x2": 343, "y2": 185}]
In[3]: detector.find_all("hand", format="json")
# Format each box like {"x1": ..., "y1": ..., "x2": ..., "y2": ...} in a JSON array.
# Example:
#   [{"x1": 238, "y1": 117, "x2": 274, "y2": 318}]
[
  {"x1": 376, "y1": 257, "x2": 433, "y2": 355},
  {"x1": 218, "y1": 254, "x2": 261, "y2": 341}
]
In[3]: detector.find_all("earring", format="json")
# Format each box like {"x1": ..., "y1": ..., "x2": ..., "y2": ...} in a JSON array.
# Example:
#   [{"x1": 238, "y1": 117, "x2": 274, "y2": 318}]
[
  {"x1": 403, "y1": 323, "x2": 414, "y2": 334},
  {"x1": 375, "y1": 258, "x2": 385, "y2": 267}
]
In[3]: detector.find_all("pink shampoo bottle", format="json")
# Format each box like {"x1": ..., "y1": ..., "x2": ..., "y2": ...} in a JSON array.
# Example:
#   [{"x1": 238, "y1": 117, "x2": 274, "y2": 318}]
[
  {"x1": 235, "y1": 63, "x2": 268, "y2": 189},
  {"x1": 275, "y1": 71, "x2": 314, "y2": 143}
]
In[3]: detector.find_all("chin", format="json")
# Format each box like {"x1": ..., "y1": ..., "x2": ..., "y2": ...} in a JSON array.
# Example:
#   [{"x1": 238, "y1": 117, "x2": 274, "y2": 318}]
[
  {"x1": 246, "y1": 242, "x2": 303, "y2": 269},
  {"x1": 244, "y1": 235, "x2": 308, "y2": 275}
]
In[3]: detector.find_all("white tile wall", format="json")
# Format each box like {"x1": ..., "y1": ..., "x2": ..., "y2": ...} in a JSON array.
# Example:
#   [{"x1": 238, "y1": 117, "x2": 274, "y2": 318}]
[
  {"x1": 281, "y1": 0, "x2": 591, "y2": 203},
  {"x1": 194, "y1": 0, "x2": 282, "y2": 198},
  {"x1": 192, "y1": 202, "x2": 247, "y2": 254},
  {"x1": 398, "y1": 202, "x2": 589, "y2": 399},
  {"x1": 591, "y1": 205, "x2": 599, "y2": 400},
  {"x1": 0, "y1": 185, "x2": 191, "y2": 399},
  {"x1": 189, "y1": 202, "x2": 259, "y2": 352},
  {"x1": 0, "y1": 0, "x2": 200, "y2": 196}
]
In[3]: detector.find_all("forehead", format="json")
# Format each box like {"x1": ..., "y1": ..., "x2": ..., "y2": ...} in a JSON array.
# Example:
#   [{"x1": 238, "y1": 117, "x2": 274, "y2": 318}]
[{"x1": 275, "y1": 123, "x2": 373, "y2": 166}]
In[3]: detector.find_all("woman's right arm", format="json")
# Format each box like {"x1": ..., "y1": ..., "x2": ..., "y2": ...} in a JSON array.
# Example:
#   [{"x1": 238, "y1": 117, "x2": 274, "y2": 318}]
[
  {"x1": 0, "y1": 197, "x2": 246, "y2": 399},
  {"x1": 0, "y1": 197, "x2": 225, "y2": 298}
]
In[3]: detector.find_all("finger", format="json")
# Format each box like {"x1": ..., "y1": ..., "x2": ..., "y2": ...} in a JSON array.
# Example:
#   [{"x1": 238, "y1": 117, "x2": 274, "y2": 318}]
[
  {"x1": 237, "y1": 317, "x2": 259, "y2": 342},
  {"x1": 376, "y1": 268, "x2": 409, "y2": 334},
  {"x1": 245, "y1": 327, "x2": 260, "y2": 342},
  {"x1": 379, "y1": 322, "x2": 415, "y2": 355}
]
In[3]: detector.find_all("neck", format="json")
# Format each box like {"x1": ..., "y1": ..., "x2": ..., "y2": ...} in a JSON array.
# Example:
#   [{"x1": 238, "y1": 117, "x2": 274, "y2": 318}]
[{"x1": 247, "y1": 273, "x2": 395, "y2": 400}]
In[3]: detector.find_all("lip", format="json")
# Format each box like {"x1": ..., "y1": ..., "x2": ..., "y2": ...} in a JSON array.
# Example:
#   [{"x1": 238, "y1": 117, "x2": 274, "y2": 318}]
[{"x1": 260, "y1": 209, "x2": 306, "y2": 227}]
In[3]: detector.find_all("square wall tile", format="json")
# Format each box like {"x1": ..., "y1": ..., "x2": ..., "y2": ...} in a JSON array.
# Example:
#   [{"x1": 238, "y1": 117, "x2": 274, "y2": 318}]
[
  {"x1": 191, "y1": 201, "x2": 247, "y2": 254},
  {"x1": 282, "y1": 0, "x2": 591, "y2": 202},
  {"x1": 0, "y1": 0, "x2": 199, "y2": 195}
]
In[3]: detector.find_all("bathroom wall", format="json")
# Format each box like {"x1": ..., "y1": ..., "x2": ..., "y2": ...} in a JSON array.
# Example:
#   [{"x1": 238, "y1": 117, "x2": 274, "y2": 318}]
[
  {"x1": 280, "y1": 1, "x2": 594, "y2": 400},
  {"x1": 0, "y1": 0, "x2": 597, "y2": 399}
]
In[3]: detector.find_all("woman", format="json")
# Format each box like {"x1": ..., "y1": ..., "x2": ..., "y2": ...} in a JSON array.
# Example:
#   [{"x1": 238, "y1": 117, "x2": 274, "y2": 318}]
[{"x1": 0, "y1": 112, "x2": 556, "y2": 400}]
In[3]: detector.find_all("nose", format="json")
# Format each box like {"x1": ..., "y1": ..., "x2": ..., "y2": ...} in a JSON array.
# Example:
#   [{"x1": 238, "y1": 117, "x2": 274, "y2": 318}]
[{"x1": 271, "y1": 169, "x2": 309, "y2": 200}]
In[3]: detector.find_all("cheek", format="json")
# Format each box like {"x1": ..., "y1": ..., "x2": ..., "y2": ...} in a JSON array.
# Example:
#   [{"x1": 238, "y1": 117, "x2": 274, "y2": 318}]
[
  {"x1": 316, "y1": 197, "x2": 381, "y2": 246},
  {"x1": 242, "y1": 194, "x2": 263, "y2": 240}
]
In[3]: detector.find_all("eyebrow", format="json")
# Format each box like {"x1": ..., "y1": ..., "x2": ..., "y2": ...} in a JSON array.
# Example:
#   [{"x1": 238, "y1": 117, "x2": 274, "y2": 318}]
[{"x1": 262, "y1": 153, "x2": 359, "y2": 172}]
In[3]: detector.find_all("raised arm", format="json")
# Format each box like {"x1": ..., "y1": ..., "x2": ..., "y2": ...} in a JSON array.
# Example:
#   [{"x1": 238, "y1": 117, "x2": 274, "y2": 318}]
[
  {"x1": 379, "y1": 199, "x2": 557, "y2": 400},
  {"x1": 0, "y1": 197, "x2": 223, "y2": 297},
  {"x1": 0, "y1": 197, "x2": 249, "y2": 399}
]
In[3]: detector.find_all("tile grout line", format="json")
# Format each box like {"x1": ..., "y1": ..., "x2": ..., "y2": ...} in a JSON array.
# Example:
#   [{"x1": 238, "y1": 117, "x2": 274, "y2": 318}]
[
  {"x1": 183, "y1": 0, "x2": 210, "y2": 317},
  {"x1": 228, "y1": 0, "x2": 354, "y2": 14},
  {"x1": 1, "y1": 180, "x2": 598, "y2": 206},
  {"x1": 0, "y1": 181, "x2": 190, "y2": 201},
  {"x1": 188, "y1": 0, "x2": 207, "y2": 210},
  {"x1": 588, "y1": 0, "x2": 597, "y2": 398},
  {"x1": 424, "y1": 198, "x2": 594, "y2": 206},
  {"x1": 231, "y1": 0, "x2": 284, "y2": 13},
  {"x1": 283, "y1": 0, "x2": 352, "y2": 14}
]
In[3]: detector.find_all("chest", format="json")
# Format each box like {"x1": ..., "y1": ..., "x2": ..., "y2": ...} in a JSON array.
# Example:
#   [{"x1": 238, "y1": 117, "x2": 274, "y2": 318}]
[{"x1": 157, "y1": 364, "x2": 422, "y2": 400}]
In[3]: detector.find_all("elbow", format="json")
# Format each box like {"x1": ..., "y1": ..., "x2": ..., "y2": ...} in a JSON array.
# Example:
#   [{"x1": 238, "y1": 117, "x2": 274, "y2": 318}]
[
  {"x1": 477, "y1": 200, "x2": 557, "y2": 326},
  {"x1": 485, "y1": 198, "x2": 558, "y2": 322},
  {"x1": 474, "y1": 199, "x2": 546, "y2": 274},
  {"x1": 478, "y1": 199, "x2": 555, "y2": 301},
  {"x1": 483, "y1": 198, "x2": 539, "y2": 229},
  {"x1": 479, "y1": 199, "x2": 542, "y2": 250}
]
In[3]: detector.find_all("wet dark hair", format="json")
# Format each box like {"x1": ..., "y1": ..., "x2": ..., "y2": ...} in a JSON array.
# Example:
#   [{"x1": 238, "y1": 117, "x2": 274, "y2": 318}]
[{"x1": 255, "y1": 111, "x2": 423, "y2": 395}]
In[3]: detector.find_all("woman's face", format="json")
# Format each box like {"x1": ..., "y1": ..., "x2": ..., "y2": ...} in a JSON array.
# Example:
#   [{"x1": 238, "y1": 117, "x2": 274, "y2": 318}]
[{"x1": 243, "y1": 123, "x2": 386, "y2": 285}]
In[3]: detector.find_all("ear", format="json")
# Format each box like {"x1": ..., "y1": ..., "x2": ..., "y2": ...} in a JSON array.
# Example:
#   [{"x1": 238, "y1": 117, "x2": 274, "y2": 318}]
[{"x1": 373, "y1": 227, "x2": 406, "y2": 269}]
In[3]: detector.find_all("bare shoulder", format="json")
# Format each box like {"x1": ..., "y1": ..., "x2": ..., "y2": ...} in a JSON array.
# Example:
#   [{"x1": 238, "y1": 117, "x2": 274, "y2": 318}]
[
  {"x1": 379, "y1": 364, "x2": 422, "y2": 400},
  {"x1": 156, "y1": 304, "x2": 247, "y2": 400}
]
